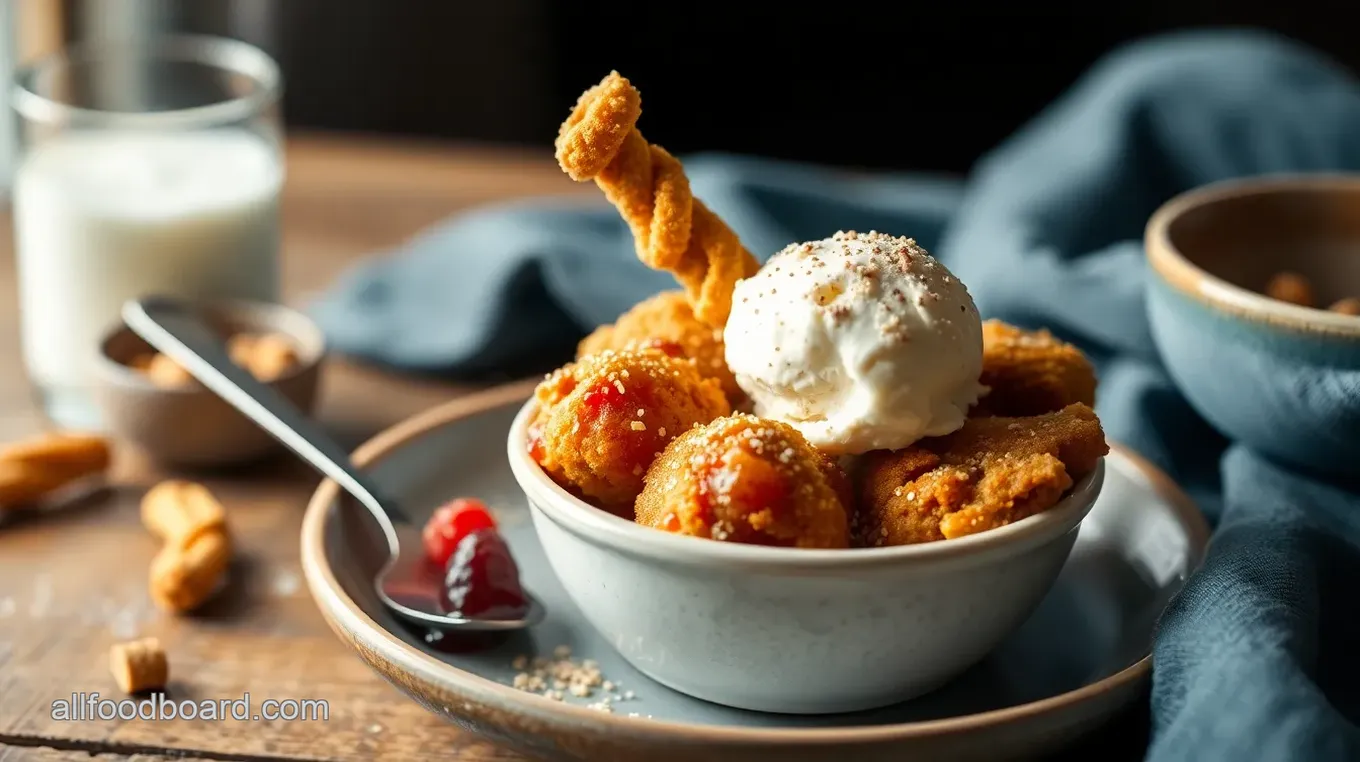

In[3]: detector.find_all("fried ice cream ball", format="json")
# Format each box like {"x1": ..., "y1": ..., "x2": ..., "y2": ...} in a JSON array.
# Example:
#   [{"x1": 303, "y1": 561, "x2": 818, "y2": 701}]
[
  {"x1": 530, "y1": 348, "x2": 730, "y2": 517},
  {"x1": 635, "y1": 414, "x2": 851, "y2": 548},
  {"x1": 974, "y1": 320, "x2": 1097, "y2": 417},
  {"x1": 578, "y1": 291, "x2": 742, "y2": 403},
  {"x1": 855, "y1": 403, "x2": 1107, "y2": 545}
]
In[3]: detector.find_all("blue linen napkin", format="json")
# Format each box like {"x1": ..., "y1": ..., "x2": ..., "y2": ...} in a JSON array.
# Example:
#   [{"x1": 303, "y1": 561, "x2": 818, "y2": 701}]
[{"x1": 312, "y1": 30, "x2": 1360, "y2": 760}]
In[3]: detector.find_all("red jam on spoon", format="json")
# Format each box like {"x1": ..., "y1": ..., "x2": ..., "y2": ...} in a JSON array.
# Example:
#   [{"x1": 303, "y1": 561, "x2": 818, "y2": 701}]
[
  {"x1": 422, "y1": 497, "x2": 497, "y2": 567},
  {"x1": 401, "y1": 497, "x2": 531, "y2": 652},
  {"x1": 439, "y1": 529, "x2": 529, "y2": 620}
]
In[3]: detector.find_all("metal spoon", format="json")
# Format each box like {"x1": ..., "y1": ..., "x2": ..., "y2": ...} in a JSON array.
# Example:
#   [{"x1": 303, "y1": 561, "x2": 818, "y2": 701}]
[{"x1": 123, "y1": 296, "x2": 545, "y2": 633}]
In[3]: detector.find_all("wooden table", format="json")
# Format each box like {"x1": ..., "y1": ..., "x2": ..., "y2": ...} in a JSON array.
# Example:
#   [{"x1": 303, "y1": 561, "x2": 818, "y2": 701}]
[
  {"x1": 0, "y1": 134, "x2": 1149, "y2": 762},
  {"x1": 0, "y1": 133, "x2": 588, "y2": 762}
]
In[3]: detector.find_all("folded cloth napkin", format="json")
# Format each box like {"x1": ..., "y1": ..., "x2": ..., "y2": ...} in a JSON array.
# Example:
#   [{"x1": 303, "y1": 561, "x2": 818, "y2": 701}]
[{"x1": 312, "y1": 30, "x2": 1360, "y2": 760}]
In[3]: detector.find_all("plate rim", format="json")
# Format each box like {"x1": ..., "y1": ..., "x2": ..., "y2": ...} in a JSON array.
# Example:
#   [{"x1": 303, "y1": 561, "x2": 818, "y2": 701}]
[{"x1": 300, "y1": 379, "x2": 1210, "y2": 745}]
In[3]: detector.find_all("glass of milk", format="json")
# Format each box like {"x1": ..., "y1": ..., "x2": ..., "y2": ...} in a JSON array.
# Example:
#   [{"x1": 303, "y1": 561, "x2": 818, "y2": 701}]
[{"x1": 11, "y1": 35, "x2": 283, "y2": 429}]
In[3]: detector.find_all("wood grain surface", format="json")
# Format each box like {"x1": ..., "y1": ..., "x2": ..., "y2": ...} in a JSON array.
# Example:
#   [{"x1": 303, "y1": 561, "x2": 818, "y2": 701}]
[{"x1": 0, "y1": 133, "x2": 588, "y2": 761}]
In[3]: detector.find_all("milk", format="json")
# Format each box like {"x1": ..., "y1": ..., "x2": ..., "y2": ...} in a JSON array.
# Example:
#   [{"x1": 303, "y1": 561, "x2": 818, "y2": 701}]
[{"x1": 13, "y1": 129, "x2": 281, "y2": 426}]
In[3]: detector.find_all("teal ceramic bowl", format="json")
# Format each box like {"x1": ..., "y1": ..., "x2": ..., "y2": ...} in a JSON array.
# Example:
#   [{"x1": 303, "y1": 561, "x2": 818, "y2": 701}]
[{"x1": 1145, "y1": 175, "x2": 1360, "y2": 477}]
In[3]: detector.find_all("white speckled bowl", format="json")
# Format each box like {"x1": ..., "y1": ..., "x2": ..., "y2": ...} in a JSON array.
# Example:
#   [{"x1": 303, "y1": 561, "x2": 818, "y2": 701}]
[{"x1": 506, "y1": 401, "x2": 1105, "y2": 715}]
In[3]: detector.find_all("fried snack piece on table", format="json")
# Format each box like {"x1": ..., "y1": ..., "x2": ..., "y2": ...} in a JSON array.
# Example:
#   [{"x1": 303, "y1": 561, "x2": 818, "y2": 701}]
[
  {"x1": 856, "y1": 403, "x2": 1107, "y2": 545},
  {"x1": 636, "y1": 414, "x2": 851, "y2": 548},
  {"x1": 974, "y1": 320, "x2": 1097, "y2": 416},
  {"x1": 579, "y1": 290, "x2": 742, "y2": 402},
  {"x1": 0, "y1": 433, "x2": 111, "y2": 509},
  {"x1": 555, "y1": 71, "x2": 759, "y2": 328},
  {"x1": 530, "y1": 348, "x2": 730, "y2": 517}
]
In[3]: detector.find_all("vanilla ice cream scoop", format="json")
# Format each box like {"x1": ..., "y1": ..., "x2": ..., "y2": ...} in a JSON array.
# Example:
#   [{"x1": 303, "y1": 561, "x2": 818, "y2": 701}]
[{"x1": 723, "y1": 231, "x2": 985, "y2": 454}]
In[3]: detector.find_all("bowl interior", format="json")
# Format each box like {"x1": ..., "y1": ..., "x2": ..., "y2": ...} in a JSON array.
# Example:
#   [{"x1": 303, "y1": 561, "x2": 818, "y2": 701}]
[
  {"x1": 98, "y1": 299, "x2": 325, "y2": 385},
  {"x1": 1163, "y1": 180, "x2": 1360, "y2": 308},
  {"x1": 306, "y1": 394, "x2": 1208, "y2": 732}
]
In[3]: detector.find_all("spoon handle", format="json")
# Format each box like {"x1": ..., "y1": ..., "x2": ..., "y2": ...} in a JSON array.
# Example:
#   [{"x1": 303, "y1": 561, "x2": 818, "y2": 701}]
[{"x1": 122, "y1": 296, "x2": 409, "y2": 528}]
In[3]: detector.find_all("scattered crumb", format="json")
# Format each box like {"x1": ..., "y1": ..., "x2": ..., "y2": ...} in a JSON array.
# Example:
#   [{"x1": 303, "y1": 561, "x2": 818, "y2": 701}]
[
  {"x1": 367, "y1": 723, "x2": 384, "y2": 734},
  {"x1": 270, "y1": 570, "x2": 301, "y2": 598},
  {"x1": 508, "y1": 646, "x2": 630, "y2": 707}
]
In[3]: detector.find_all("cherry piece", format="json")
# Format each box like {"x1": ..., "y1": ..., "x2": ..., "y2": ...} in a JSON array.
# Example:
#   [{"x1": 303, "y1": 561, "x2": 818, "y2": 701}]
[
  {"x1": 641, "y1": 338, "x2": 686, "y2": 358},
  {"x1": 422, "y1": 498, "x2": 496, "y2": 568},
  {"x1": 526, "y1": 420, "x2": 546, "y2": 463},
  {"x1": 581, "y1": 379, "x2": 626, "y2": 418},
  {"x1": 439, "y1": 528, "x2": 528, "y2": 620}
]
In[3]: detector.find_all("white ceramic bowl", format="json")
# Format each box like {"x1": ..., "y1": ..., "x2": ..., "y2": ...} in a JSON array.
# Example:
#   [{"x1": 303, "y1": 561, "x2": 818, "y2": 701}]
[{"x1": 507, "y1": 401, "x2": 1104, "y2": 715}]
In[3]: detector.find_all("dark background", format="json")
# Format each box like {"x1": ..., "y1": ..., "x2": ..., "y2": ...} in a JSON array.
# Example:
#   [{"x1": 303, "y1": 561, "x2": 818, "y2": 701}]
[
  {"x1": 264, "y1": 3, "x2": 1354, "y2": 173},
  {"x1": 77, "y1": 2, "x2": 1358, "y2": 174}
]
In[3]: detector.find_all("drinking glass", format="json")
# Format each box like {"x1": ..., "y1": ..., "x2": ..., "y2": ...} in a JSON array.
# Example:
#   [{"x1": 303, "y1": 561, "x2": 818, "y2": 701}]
[{"x1": 11, "y1": 34, "x2": 284, "y2": 429}]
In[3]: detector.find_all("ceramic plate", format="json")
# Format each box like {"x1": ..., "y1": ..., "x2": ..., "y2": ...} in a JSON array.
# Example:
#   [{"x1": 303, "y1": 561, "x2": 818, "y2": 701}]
[{"x1": 302, "y1": 382, "x2": 1209, "y2": 762}]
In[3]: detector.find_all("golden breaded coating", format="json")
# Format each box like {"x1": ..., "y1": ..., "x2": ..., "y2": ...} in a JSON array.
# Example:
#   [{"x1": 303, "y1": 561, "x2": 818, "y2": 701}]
[
  {"x1": 855, "y1": 403, "x2": 1108, "y2": 545},
  {"x1": 530, "y1": 348, "x2": 730, "y2": 517},
  {"x1": 635, "y1": 414, "x2": 851, "y2": 548},
  {"x1": 975, "y1": 320, "x2": 1097, "y2": 417},
  {"x1": 578, "y1": 291, "x2": 742, "y2": 402}
]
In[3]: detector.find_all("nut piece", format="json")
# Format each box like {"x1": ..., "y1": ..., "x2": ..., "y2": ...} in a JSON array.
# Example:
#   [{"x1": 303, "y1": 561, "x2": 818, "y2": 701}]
[
  {"x1": 0, "y1": 433, "x2": 111, "y2": 509},
  {"x1": 145, "y1": 354, "x2": 195, "y2": 387},
  {"x1": 149, "y1": 529, "x2": 232, "y2": 613},
  {"x1": 1265, "y1": 271, "x2": 1315, "y2": 308},
  {"x1": 127, "y1": 354, "x2": 156, "y2": 372},
  {"x1": 130, "y1": 333, "x2": 299, "y2": 386},
  {"x1": 229, "y1": 333, "x2": 299, "y2": 381},
  {"x1": 141, "y1": 480, "x2": 227, "y2": 548},
  {"x1": 226, "y1": 333, "x2": 257, "y2": 367},
  {"x1": 109, "y1": 637, "x2": 168, "y2": 694},
  {"x1": 1329, "y1": 297, "x2": 1360, "y2": 316}
]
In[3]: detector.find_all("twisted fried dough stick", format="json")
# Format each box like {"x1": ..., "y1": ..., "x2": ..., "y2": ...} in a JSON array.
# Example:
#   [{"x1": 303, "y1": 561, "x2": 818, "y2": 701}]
[{"x1": 556, "y1": 72, "x2": 759, "y2": 328}]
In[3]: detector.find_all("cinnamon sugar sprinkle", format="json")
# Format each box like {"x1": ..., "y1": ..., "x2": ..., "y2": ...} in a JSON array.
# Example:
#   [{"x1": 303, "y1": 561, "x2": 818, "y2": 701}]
[{"x1": 749, "y1": 232, "x2": 953, "y2": 341}]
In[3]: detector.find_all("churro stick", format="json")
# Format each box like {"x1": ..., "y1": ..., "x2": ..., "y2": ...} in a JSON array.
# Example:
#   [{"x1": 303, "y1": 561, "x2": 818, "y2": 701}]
[
  {"x1": 556, "y1": 71, "x2": 759, "y2": 328},
  {"x1": 0, "y1": 461, "x2": 85, "y2": 506},
  {"x1": 0, "y1": 434, "x2": 111, "y2": 509},
  {"x1": 0, "y1": 433, "x2": 111, "y2": 472}
]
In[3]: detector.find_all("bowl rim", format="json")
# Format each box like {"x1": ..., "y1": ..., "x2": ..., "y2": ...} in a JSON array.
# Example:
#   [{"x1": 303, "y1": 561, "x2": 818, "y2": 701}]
[
  {"x1": 507, "y1": 398, "x2": 1103, "y2": 571},
  {"x1": 95, "y1": 297, "x2": 328, "y2": 393},
  {"x1": 301, "y1": 380, "x2": 1209, "y2": 745},
  {"x1": 1145, "y1": 173, "x2": 1360, "y2": 338}
]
